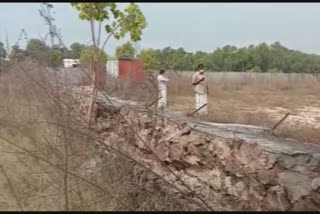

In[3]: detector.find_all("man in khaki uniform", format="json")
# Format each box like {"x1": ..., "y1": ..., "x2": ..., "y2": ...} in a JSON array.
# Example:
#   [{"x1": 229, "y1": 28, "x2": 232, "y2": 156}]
[{"x1": 192, "y1": 64, "x2": 208, "y2": 115}]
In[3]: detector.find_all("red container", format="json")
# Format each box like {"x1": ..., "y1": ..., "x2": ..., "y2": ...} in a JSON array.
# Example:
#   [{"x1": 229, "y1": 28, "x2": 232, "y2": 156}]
[{"x1": 118, "y1": 58, "x2": 145, "y2": 83}]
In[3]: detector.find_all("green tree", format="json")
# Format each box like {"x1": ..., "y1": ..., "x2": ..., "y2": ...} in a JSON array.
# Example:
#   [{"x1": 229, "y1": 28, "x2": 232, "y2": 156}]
[
  {"x1": 138, "y1": 48, "x2": 160, "y2": 70},
  {"x1": 50, "y1": 48, "x2": 63, "y2": 67},
  {"x1": 115, "y1": 41, "x2": 135, "y2": 59},
  {"x1": 26, "y1": 39, "x2": 48, "y2": 55},
  {"x1": 71, "y1": 3, "x2": 148, "y2": 124},
  {"x1": 9, "y1": 44, "x2": 25, "y2": 62},
  {"x1": 80, "y1": 46, "x2": 108, "y2": 66},
  {"x1": 160, "y1": 46, "x2": 174, "y2": 69},
  {"x1": 51, "y1": 45, "x2": 71, "y2": 59},
  {"x1": 69, "y1": 42, "x2": 87, "y2": 59},
  {"x1": 211, "y1": 48, "x2": 225, "y2": 70},
  {"x1": 25, "y1": 39, "x2": 51, "y2": 63},
  {"x1": 71, "y1": 3, "x2": 147, "y2": 57},
  {"x1": 146, "y1": 43, "x2": 320, "y2": 73},
  {"x1": 193, "y1": 51, "x2": 211, "y2": 70},
  {"x1": 0, "y1": 42, "x2": 7, "y2": 58},
  {"x1": 267, "y1": 68, "x2": 279, "y2": 73},
  {"x1": 136, "y1": 43, "x2": 320, "y2": 73},
  {"x1": 25, "y1": 39, "x2": 63, "y2": 67},
  {"x1": 248, "y1": 66, "x2": 262, "y2": 73}
]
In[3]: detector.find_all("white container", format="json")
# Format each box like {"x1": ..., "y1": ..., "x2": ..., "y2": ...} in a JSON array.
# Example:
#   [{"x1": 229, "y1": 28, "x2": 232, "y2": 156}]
[
  {"x1": 63, "y1": 59, "x2": 80, "y2": 68},
  {"x1": 106, "y1": 60, "x2": 119, "y2": 78}
]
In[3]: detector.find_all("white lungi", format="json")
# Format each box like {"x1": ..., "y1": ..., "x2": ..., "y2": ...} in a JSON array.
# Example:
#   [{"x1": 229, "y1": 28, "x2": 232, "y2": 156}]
[
  {"x1": 157, "y1": 74, "x2": 169, "y2": 109},
  {"x1": 158, "y1": 88, "x2": 167, "y2": 109},
  {"x1": 195, "y1": 92, "x2": 208, "y2": 115}
]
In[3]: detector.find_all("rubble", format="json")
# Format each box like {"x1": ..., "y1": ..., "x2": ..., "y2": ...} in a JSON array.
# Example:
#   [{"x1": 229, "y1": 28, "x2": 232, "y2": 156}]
[{"x1": 71, "y1": 85, "x2": 320, "y2": 211}]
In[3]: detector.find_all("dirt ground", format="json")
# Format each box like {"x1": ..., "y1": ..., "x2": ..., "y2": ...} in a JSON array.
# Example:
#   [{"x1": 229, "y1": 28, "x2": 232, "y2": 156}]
[
  {"x1": 165, "y1": 72, "x2": 320, "y2": 145},
  {"x1": 107, "y1": 71, "x2": 320, "y2": 145}
]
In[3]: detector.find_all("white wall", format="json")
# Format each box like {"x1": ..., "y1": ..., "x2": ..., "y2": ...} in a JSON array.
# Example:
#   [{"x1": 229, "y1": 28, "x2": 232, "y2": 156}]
[{"x1": 106, "y1": 60, "x2": 119, "y2": 78}]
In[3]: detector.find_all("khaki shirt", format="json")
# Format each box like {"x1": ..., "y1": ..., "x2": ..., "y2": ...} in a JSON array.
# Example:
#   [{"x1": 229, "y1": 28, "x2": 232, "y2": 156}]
[{"x1": 192, "y1": 71, "x2": 207, "y2": 94}]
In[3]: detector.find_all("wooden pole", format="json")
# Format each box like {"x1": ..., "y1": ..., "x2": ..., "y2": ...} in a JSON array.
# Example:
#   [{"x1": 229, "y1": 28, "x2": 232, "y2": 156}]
[
  {"x1": 272, "y1": 112, "x2": 291, "y2": 134},
  {"x1": 146, "y1": 96, "x2": 162, "y2": 108},
  {"x1": 187, "y1": 103, "x2": 208, "y2": 117}
]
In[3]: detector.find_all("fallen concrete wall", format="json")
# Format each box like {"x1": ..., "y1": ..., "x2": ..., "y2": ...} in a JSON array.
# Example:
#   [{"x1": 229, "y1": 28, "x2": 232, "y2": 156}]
[{"x1": 73, "y1": 86, "x2": 320, "y2": 211}]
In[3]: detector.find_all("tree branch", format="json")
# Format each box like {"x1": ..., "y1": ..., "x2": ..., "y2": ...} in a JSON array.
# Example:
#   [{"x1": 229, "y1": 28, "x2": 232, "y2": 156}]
[
  {"x1": 100, "y1": 22, "x2": 121, "y2": 55},
  {"x1": 97, "y1": 21, "x2": 102, "y2": 48},
  {"x1": 63, "y1": 127, "x2": 69, "y2": 211},
  {"x1": 89, "y1": 3, "x2": 96, "y2": 49},
  {"x1": 90, "y1": 19, "x2": 96, "y2": 48}
]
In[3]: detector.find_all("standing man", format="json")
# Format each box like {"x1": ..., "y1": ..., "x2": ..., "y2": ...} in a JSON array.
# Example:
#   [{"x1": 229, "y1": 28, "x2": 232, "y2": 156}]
[
  {"x1": 157, "y1": 69, "x2": 169, "y2": 110},
  {"x1": 192, "y1": 64, "x2": 209, "y2": 115}
]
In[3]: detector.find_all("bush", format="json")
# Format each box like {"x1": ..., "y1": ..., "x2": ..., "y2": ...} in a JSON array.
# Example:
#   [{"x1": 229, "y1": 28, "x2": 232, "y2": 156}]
[
  {"x1": 247, "y1": 66, "x2": 262, "y2": 73},
  {"x1": 80, "y1": 46, "x2": 108, "y2": 66}
]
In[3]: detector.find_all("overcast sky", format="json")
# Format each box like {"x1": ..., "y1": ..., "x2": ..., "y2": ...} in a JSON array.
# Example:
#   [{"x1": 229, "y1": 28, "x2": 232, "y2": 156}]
[{"x1": 1, "y1": 3, "x2": 320, "y2": 56}]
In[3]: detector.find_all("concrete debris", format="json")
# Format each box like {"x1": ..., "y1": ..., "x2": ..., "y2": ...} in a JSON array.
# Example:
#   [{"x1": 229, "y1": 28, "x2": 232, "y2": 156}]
[{"x1": 71, "y1": 85, "x2": 320, "y2": 211}]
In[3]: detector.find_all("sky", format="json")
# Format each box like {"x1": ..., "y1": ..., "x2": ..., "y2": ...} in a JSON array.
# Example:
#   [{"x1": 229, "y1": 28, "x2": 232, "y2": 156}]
[{"x1": 1, "y1": 3, "x2": 320, "y2": 56}]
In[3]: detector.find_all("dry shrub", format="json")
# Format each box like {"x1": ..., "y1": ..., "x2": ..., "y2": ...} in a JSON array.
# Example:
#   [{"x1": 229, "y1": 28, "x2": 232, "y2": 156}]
[
  {"x1": 0, "y1": 60, "x2": 189, "y2": 211},
  {"x1": 0, "y1": 59, "x2": 98, "y2": 211},
  {"x1": 103, "y1": 71, "x2": 158, "y2": 105}
]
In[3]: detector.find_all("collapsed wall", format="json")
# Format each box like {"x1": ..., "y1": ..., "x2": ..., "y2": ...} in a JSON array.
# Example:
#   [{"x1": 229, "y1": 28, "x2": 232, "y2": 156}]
[{"x1": 73, "y1": 86, "x2": 320, "y2": 211}]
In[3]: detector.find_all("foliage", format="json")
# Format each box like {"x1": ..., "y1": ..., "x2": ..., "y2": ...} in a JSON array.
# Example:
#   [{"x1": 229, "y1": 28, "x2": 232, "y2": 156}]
[
  {"x1": 10, "y1": 37, "x2": 320, "y2": 74},
  {"x1": 248, "y1": 66, "x2": 262, "y2": 73},
  {"x1": 114, "y1": 3, "x2": 147, "y2": 42},
  {"x1": 138, "y1": 42, "x2": 320, "y2": 73},
  {"x1": 71, "y1": 3, "x2": 147, "y2": 50},
  {"x1": 70, "y1": 3, "x2": 118, "y2": 22},
  {"x1": 0, "y1": 42, "x2": 7, "y2": 58},
  {"x1": 138, "y1": 48, "x2": 161, "y2": 70},
  {"x1": 80, "y1": 46, "x2": 108, "y2": 66},
  {"x1": 9, "y1": 45, "x2": 26, "y2": 62},
  {"x1": 23, "y1": 39, "x2": 63, "y2": 67},
  {"x1": 71, "y1": 3, "x2": 147, "y2": 124},
  {"x1": 49, "y1": 48, "x2": 64, "y2": 67},
  {"x1": 69, "y1": 42, "x2": 87, "y2": 59},
  {"x1": 7, "y1": 39, "x2": 94, "y2": 67},
  {"x1": 115, "y1": 42, "x2": 135, "y2": 59}
]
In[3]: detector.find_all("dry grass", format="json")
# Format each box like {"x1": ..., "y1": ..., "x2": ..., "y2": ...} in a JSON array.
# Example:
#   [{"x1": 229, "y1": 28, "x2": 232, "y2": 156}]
[
  {"x1": 102, "y1": 70, "x2": 320, "y2": 145},
  {"x1": 0, "y1": 60, "x2": 190, "y2": 211},
  {"x1": 165, "y1": 71, "x2": 320, "y2": 145},
  {"x1": 103, "y1": 72, "x2": 159, "y2": 104}
]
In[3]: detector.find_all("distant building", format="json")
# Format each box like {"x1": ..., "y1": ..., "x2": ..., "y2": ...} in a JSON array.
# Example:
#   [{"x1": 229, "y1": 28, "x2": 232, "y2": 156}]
[
  {"x1": 63, "y1": 59, "x2": 80, "y2": 68},
  {"x1": 106, "y1": 57, "x2": 145, "y2": 83}
]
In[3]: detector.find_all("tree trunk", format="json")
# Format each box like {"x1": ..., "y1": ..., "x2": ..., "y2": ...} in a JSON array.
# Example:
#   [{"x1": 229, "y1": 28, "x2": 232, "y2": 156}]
[{"x1": 87, "y1": 58, "x2": 98, "y2": 126}]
